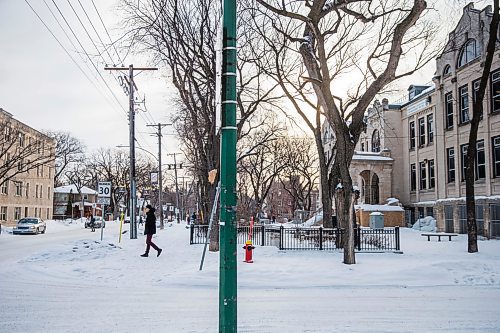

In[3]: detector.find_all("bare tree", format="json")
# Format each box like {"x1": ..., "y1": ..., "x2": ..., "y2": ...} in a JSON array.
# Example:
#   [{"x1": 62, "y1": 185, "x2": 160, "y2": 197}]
[
  {"x1": 252, "y1": 0, "x2": 439, "y2": 263},
  {"x1": 0, "y1": 118, "x2": 55, "y2": 187},
  {"x1": 237, "y1": 117, "x2": 289, "y2": 219},
  {"x1": 278, "y1": 137, "x2": 319, "y2": 214},
  {"x1": 465, "y1": 0, "x2": 499, "y2": 253},
  {"x1": 120, "y1": 0, "x2": 282, "y2": 250},
  {"x1": 45, "y1": 131, "x2": 85, "y2": 187}
]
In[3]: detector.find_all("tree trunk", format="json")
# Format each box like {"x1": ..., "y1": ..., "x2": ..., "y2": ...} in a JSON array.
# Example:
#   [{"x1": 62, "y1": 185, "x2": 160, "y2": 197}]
[
  {"x1": 344, "y1": 191, "x2": 356, "y2": 264},
  {"x1": 465, "y1": 0, "x2": 499, "y2": 253}
]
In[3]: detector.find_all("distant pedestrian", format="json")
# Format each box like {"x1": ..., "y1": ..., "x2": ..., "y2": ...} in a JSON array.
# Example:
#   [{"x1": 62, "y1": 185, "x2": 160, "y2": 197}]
[
  {"x1": 141, "y1": 205, "x2": 162, "y2": 258},
  {"x1": 89, "y1": 214, "x2": 96, "y2": 232},
  {"x1": 191, "y1": 212, "x2": 197, "y2": 224}
]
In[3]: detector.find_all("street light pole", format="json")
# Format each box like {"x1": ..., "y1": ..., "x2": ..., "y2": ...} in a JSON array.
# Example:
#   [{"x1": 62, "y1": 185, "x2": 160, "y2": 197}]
[
  {"x1": 219, "y1": 0, "x2": 237, "y2": 331},
  {"x1": 147, "y1": 123, "x2": 171, "y2": 229}
]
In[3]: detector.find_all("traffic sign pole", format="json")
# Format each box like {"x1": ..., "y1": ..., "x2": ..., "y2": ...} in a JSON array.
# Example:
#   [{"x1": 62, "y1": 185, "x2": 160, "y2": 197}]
[{"x1": 97, "y1": 182, "x2": 112, "y2": 242}]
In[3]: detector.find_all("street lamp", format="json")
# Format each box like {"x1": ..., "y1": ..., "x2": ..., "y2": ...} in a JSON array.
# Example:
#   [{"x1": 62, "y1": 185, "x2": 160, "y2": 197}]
[{"x1": 116, "y1": 145, "x2": 165, "y2": 229}]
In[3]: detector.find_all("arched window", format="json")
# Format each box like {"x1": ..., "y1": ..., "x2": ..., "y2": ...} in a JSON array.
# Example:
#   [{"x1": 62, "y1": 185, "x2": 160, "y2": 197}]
[
  {"x1": 371, "y1": 130, "x2": 380, "y2": 152},
  {"x1": 458, "y1": 39, "x2": 480, "y2": 68},
  {"x1": 443, "y1": 64, "x2": 451, "y2": 76}
]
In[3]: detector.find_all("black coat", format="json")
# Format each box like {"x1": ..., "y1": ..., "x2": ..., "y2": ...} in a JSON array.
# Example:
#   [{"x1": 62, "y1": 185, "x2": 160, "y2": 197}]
[{"x1": 144, "y1": 208, "x2": 157, "y2": 235}]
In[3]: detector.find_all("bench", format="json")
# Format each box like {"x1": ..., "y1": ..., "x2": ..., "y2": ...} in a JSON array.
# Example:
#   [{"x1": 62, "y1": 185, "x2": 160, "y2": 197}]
[{"x1": 421, "y1": 233, "x2": 459, "y2": 242}]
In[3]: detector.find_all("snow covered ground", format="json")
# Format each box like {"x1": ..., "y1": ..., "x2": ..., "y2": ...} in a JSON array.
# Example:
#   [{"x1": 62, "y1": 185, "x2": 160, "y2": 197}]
[{"x1": 1, "y1": 220, "x2": 499, "y2": 332}]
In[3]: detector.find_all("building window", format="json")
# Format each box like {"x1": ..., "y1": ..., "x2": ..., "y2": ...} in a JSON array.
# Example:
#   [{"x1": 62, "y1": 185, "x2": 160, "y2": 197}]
[
  {"x1": 15, "y1": 182, "x2": 22, "y2": 196},
  {"x1": 476, "y1": 140, "x2": 486, "y2": 179},
  {"x1": 428, "y1": 159, "x2": 435, "y2": 189},
  {"x1": 493, "y1": 136, "x2": 500, "y2": 177},
  {"x1": 46, "y1": 208, "x2": 50, "y2": 219},
  {"x1": 419, "y1": 162, "x2": 427, "y2": 190},
  {"x1": 460, "y1": 142, "x2": 486, "y2": 180},
  {"x1": 418, "y1": 117, "x2": 425, "y2": 146},
  {"x1": 461, "y1": 144, "x2": 468, "y2": 181},
  {"x1": 14, "y1": 207, "x2": 21, "y2": 220},
  {"x1": 35, "y1": 185, "x2": 39, "y2": 199},
  {"x1": 458, "y1": 39, "x2": 480, "y2": 67},
  {"x1": 459, "y1": 85, "x2": 469, "y2": 123},
  {"x1": 472, "y1": 79, "x2": 483, "y2": 120},
  {"x1": 40, "y1": 186, "x2": 43, "y2": 199},
  {"x1": 445, "y1": 92, "x2": 454, "y2": 129},
  {"x1": 4, "y1": 126, "x2": 11, "y2": 141},
  {"x1": 18, "y1": 133, "x2": 25, "y2": 147},
  {"x1": 443, "y1": 64, "x2": 451, "y2": 76},
  {"x1": 0, "y1": 207, "x2": 6, "y2": 221},
  {"x1": 371, "y1": 130, "x2": 380, "y2": 152},
  {"x1": 0, "y1": 181, "x2": 7, "y2": 195},
  {"x1": 427, "y1": 114, "x2": 434, "y2": 144},
  {"x1": 24, "y1": 207, "x2": 28, "y2": 217},
  {"x1": 361, "y1": 142, "x2": 365, "y2": 151},
  {"x1": 491, "y1": 70, "x2": 500, "y2": 113},
  {"x1": 410, "y1": 163, "x2": 416, "y2": 191},
  {"x1": 35, "y1": 207, "x2": 38, "y2": 218},
  {"x1": 26, "y1": 183, "x2": 29, "y2": 197},
  {"x1": 447, "y1": 147, "x2": 456, "y2": 183},
  {"x1": 48, "y1": 187, "x2": 51, "y2": 200},
  {"x1": 409, "y1": 121, "x2": 416, "y2": 149}
]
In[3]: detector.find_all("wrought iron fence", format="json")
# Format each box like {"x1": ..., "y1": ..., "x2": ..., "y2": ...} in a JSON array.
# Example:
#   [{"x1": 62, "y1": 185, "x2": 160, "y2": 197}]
[{"x1": 190, "y1": 224, "x2": 400, "y2": 252}]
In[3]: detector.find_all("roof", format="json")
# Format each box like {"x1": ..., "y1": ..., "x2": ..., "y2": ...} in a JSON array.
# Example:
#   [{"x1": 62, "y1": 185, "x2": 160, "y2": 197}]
[
  {"x1": 54, "y1": 184, "x2": 97, "y2": 195},
  {"x1": 352, "y1": 152, "x2": 393, "y2": 162},
  {"x1": 355, "y1": 204, "x2": 404, "y2": 212}
]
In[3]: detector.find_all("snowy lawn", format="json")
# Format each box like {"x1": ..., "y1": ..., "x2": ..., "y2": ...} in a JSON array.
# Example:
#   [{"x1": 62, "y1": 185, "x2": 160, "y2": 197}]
[{"x1": 0, "y1": 220, "x2": 499, "y2": 332}]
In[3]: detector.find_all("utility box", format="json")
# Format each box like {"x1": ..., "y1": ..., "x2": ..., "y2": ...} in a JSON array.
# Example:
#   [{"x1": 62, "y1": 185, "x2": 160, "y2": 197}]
[{"x1": 369, "y1": 212, "x2": 384, "y2": 229}]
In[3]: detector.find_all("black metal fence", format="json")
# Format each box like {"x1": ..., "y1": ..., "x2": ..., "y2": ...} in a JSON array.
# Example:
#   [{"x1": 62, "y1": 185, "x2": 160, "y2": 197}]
[{"x1": 190, "y1": 224, "x2": 401, "y2": 252}]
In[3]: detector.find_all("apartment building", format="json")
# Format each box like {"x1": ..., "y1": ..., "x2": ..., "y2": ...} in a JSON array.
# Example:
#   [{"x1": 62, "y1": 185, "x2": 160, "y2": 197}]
[{"x1": 0, "y1": 108, "x2": 56, "y2": 223}]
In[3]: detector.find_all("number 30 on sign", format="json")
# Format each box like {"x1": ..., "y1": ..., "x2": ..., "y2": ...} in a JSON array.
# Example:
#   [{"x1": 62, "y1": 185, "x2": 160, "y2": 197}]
[{"x1": 98, "y1": 182, "x2": 112, "y2": 197}]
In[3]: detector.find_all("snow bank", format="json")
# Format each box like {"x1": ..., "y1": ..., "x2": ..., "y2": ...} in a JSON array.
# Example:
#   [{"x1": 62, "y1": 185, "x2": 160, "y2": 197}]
[{"x1": 412, "y1": 216, "x2": 437, "y2": 232}]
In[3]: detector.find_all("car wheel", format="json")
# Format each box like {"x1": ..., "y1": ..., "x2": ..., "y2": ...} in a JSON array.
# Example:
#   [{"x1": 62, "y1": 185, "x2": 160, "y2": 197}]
[
  {"x1": 35, "y1": 228, "x2": 40, "y2": 235},
  {"x1": 41, "y1": 227, "x2": 46, "y2": 234}
]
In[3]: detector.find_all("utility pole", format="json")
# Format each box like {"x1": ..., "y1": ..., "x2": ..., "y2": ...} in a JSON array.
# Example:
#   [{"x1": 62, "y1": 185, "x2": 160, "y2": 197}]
[
  {"x1": 166, "y1": 152, "x2": 181, "y2": 223},
  {"x1": 220, "y1": 0, "x2": 237, "y2": 331},
  {"x1": 104, "y1": 65, "x2": 157, "y2": 239},
  {"x1": 147, "y1": 123, "x2": 171, "y2": 229}
]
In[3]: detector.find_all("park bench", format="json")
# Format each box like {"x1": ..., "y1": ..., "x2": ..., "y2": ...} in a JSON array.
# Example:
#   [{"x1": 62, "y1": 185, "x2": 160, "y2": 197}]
[{"x1": 421, "y1": 233, "x2": 459, "y2": 242}]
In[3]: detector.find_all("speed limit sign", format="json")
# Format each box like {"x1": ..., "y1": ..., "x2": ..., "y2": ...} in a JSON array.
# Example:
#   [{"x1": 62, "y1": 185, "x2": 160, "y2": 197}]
[{"x1": 98, "y1": 181, "x2": 112, "y2": 198}]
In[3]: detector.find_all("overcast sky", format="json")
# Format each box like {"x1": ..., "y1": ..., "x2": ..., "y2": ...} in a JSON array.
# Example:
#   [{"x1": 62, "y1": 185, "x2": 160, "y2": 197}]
[
  {"x1": 0, "y1": 0, "x2": 486, "y2": 167},
  {"x1": 0, "y1": 0, "x2": 179, "y2": 164}
]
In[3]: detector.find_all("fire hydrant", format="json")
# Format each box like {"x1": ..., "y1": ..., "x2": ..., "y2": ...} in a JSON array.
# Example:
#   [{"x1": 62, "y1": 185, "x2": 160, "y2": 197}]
[{"x1": 243, "y1": 240, "x2": 255, "y2": 263}]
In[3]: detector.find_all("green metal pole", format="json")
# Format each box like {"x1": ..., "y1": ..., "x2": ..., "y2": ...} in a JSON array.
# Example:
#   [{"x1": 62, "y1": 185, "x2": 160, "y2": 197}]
[{"x1": 219, "y1": 0, "x2": 237, "y2": 331}]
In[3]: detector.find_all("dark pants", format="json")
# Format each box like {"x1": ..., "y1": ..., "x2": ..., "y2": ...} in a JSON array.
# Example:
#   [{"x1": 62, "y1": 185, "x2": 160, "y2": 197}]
[{"x1": 145, "y1": 234, "x2": 160, "y2": 254}]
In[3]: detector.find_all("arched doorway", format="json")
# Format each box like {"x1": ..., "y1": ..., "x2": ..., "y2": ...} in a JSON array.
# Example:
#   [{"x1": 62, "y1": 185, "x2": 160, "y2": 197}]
[{"x1": 360, "y1": 170, "x2": 380, "y2": 204}]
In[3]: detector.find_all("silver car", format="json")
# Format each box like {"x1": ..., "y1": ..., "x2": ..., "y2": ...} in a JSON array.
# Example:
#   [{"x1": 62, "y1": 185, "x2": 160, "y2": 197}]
[{"x1": 13, "y1": 217, "x2": 47, "y2": 235}]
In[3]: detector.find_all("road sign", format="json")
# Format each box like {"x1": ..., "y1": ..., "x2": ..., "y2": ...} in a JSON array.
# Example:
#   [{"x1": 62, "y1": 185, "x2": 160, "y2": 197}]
[
  {"x1": 98, "y1": 181, "x2": 112, "y2": 197},
  {"x1": 97, "y1": 197, "x2": 111, "y2": 205}
]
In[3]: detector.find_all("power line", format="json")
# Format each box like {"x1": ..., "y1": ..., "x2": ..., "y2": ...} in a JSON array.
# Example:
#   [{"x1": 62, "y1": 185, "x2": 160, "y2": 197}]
[
  {"x1": 24, "y1": 0, "x2": 121, "y2": 114},
  {"x1": 76, "y1": 0, "x2": 116, "y2": 65},
  {"x1": 40, "y1": 0, "x2": 115, "y2": 102},
  {"x1": 90, "y1": 0, "x2": 124, "y2": 65},
  {"x1": 50, "y1": 0, "x2": 127, "y2": 116}
]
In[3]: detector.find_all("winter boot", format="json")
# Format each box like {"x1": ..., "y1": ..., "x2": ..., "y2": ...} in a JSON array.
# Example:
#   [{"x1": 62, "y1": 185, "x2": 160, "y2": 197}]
[{"x1": 140, "y1": 253, "x2": 148, "y2": 257}]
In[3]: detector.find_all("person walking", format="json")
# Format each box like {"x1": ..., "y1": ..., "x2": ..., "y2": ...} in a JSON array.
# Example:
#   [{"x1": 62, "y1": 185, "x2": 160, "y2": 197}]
[
  {"x1": 141, "y1": 204, "x2": 162, "y2": 257},
  {"x1": 89, "y1": 214, "x2": 96, "y2": 232}
]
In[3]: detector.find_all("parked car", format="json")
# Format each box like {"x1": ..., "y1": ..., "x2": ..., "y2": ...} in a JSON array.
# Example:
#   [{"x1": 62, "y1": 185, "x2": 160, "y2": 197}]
[
  {"x1": 13, "y1": 217, "x2": 46, "y2": 235},
  {"x1": 85, "y1": 217, "x2": 106, "y2": 229}
]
